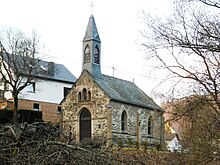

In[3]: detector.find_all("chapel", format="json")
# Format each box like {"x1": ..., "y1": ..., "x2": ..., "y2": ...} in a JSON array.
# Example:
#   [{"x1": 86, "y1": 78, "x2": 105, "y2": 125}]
[{"x1": 61, "y1": 15, "x2": 164, "y2": 146}]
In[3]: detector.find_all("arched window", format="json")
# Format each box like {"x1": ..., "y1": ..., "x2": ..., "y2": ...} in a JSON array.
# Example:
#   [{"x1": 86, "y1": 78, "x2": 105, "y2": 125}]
[
  {"x1": 148, "y1": 116, "x2": 153, "y2": 136},
  {"x1": 88, "y1": 90, "x2": 91, "y2": 100},
  {"x1": 78, "y1": 92, "x2": 82, "y2": 101},
  {"x1": 82, "y1": 88, "x2": 87, "y2": 100},
  {"x1": 94, "y1": 45, "x2": 100, "y2": 64},
  {"x1": 121, "y1": 110, "x2": 127, "y2": 132},
  {"x1": 84, "y1": 45, "x2": 90, "y2": 64}
]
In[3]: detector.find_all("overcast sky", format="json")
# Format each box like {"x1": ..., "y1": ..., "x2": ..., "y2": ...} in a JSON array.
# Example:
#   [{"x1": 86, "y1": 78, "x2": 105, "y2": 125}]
[{"x1": 0, "y1": 0, "x2": 173, "y2": 103}]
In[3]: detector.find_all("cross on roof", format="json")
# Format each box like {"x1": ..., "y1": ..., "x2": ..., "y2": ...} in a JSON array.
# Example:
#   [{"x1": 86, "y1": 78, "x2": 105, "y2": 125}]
[{"x1": 90, "y1": 0, "x2": 94, "y2": 14}]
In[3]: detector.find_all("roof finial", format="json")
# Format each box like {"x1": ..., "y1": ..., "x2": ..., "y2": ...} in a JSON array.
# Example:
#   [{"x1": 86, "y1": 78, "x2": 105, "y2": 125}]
[
  {"x1": 112, "y1": 67, "x2": 115, "y2": 77},
  {"x1": 90, "y1": 0, "x2": 94, "y2": 14}
]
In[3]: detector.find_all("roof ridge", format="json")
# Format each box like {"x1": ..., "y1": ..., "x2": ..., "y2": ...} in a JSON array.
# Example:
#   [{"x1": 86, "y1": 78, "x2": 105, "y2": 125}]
[{"x1": 101, "y1": 74, "x2": 135, "y2": 84}]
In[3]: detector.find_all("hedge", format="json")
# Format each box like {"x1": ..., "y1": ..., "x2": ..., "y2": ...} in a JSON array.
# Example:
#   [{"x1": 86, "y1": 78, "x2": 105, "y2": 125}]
[
  {"x1": 0, "y1": 110, "x2": 13, "y2": 123},
  {"x1": 0, "y1": 109, "x2": 43, "y2": 124}
]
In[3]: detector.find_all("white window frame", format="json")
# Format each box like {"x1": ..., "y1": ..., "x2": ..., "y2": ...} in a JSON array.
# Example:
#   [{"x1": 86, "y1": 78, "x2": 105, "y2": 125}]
[
  {"x1": 33, "y1": 103, "x2": 40, "y2": 111},
  {"x1": 27, "y1": 82, "x2": 36, "y2": 93}
]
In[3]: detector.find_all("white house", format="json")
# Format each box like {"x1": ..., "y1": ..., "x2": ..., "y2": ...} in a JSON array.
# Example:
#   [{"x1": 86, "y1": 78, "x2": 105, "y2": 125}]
[
  {"x1": 166, "y1": 134, "x2": 182, "y2": 152},
  {"x1": 0, "y1": 57, "x2": 76, "y2": 124}
]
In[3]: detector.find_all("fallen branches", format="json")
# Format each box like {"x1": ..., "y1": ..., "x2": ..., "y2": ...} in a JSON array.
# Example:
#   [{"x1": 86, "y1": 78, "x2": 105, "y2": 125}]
[{"x1": 0, "y1": 122, "x2": 217, "y2": 164}]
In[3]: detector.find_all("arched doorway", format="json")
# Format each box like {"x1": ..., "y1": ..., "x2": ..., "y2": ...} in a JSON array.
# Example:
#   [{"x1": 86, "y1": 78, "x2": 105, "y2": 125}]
[{"x1": 79, "y1": 108, "x2": 91, "y2": 140}]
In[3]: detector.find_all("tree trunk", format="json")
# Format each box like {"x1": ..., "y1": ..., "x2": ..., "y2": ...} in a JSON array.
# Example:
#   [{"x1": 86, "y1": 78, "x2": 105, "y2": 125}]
[{"x1": 12, "y1": 95, "x2": 18, "y2": 124}]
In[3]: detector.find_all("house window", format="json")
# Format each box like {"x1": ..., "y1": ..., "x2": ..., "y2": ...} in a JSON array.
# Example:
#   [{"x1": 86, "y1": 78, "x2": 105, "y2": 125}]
[
  {"x1": 78, "y1": 92, "x2": 82, "y2": 101},
  {"x1": 94, "y1": 46, "x2": 100, "y2": 64},
  {"x1": 33, "y1": 103, "x2": 40, "y2": 111},
  {"x1": 82, "y1": 88, "x2": 87, "y2": 100},
  {"x1": 64, "y1": 87, "x2": 71, "y2": 97},
  {"x1": 148, "y1": 116, "x2": 153, "y2": 136},
  {"x1": 57, "y1": 106, "x2": 61, "y2": 114},
  {"x1": 27, "y1": 82, "x2": 36, "y2": 92},
  {"x1": 84, "y1": 45, "x2": 91, "y2": 64},
  {"x1": 88, "y1": 90, "x2": 91, "y2": 100},
  {"x1": 121, "y1": 110, "x2": 127, "y2": 132}
]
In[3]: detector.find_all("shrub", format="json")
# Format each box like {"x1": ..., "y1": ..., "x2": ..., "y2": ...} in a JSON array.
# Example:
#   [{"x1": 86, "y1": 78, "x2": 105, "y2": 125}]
[
  {"x1": 135, "y1": 141, "x2": 140, "y2": 149},
  {"x1": 0, "y1": 110, "x2": 13, "y2": 123},
  {"x1": 127, "y1": 138, "x2": 134, "y2": 148},
  {"x1": 80, "y1": 137, "x2": 105, "y2": 148},
  {"x1": 156, "y1": 143, "x2": 162, "y2": 151},
  {"x1": 141, "y1": 140, "x2": 148, "y2": 151},
  {"x1": 18, "y1": 110, "x2": 43, "y2": 123},
  {"x1": 0, "y1": 109, "x2": 43, "y2": 124},
  {"x1": 117, "y1": 138, "x2": 123, "y2": 149}
]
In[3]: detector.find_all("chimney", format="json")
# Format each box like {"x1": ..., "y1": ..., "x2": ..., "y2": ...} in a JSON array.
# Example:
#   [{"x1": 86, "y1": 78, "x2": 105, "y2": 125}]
[{"x1": 48, "y1": 62, "x2": 54, "y2": 76}]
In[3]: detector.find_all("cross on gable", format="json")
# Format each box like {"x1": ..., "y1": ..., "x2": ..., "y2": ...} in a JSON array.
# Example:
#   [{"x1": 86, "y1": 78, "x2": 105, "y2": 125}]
[{"x1": 90, "y1": 0, "x2": 94, "y2": 14}]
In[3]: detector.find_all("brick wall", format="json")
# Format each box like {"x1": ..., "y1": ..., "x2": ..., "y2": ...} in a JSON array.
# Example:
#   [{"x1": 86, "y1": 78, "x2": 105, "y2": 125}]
[{"x1": 18, "y1": 99, "x2": 61, "y2": 124}]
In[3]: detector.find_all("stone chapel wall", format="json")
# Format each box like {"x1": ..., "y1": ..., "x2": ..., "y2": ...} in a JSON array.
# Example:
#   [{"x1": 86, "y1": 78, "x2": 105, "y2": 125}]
[
  {"x1": 61, "y1": 72, "x2": 112, "y2": 143},
  {"x1": 111, "y1": 101, "x2": 163, "y2": 145}
]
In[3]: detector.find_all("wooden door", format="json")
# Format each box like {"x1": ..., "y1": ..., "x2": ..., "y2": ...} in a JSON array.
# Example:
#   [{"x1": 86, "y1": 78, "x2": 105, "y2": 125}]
[{"x1": 80, "y1": 108, "x2": 91, "y2": 140}]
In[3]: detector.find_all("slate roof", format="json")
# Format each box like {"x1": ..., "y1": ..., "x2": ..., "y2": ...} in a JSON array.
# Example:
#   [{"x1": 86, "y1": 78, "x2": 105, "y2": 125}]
[
  {"x1": 1, "y1": 53, "x2": 76, "y2": 83},
  {"x1": 38, "y1": 61, "x2": 76, "y2": 83},
  {"x1": 94, "y1": 74, "x2": 161, "y2": 110},
  {"x1": 83, "y1": 15, "x2": 101, "y2": 42},
  {"x1": 37, "y1": 60, "x2": 76, "y2": 83}
]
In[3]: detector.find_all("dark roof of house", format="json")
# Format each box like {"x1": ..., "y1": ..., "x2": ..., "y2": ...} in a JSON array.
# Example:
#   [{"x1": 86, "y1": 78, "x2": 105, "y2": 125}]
[
  {"x1": 1, "y1": 53, "x2": 76, "y2": 83},
  {"x1": 94, "y1": 74, "x2": 161, "y2": 110},
  {"x1": 37, "y1": 60, "x2": 76, "y2": 83}
]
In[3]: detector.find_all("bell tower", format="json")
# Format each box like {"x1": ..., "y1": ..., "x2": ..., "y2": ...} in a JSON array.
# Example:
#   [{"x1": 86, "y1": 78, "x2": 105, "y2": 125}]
[{"x1": 82, "y1": 15, "x2": 101, "y2": 78}]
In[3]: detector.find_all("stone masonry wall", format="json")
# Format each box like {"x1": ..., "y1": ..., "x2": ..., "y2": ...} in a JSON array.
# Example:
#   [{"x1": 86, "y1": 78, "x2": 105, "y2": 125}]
[
  {"x1": 111, "y1": 101, "x2": 163, "y2": 145},
  {"x1": 62, "y1": 71, "x2": 163, "y2": 145},
  {"x1": 62, "y1": 71, "x2": 112, "y2": 143}
]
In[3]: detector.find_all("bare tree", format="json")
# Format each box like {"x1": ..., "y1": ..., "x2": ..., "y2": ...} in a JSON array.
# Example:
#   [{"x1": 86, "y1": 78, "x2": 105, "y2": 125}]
[
  {"x1": 141, "y1": 1, "x2": 220, "y2": 108},
  {"x1": 141, "y1": 1, "x2": 220, "y2": 163},
  {"x1": 164, "y1": 96, "x2": 220, "y2": 164},
  {"x1": 0, "y1": 28, "x2": 44, "y2": 123},
  {"x1": 198, "y1": 0, "x2": 220, "y2": 8}
]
